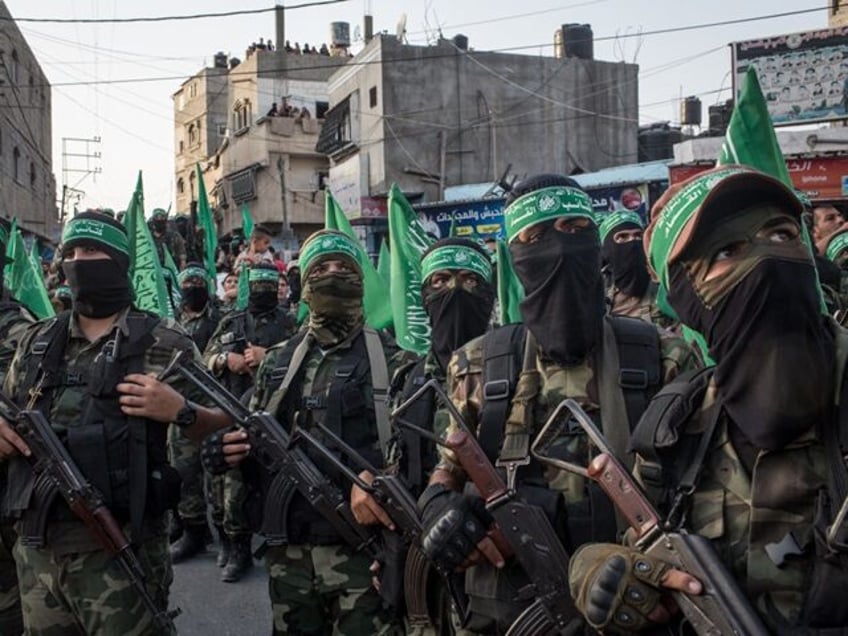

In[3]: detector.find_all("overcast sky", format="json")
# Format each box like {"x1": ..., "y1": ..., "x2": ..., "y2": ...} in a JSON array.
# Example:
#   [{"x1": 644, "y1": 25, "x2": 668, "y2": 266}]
[{"x1": 2, "y1": 0, "x2": 831, "y2": 213}]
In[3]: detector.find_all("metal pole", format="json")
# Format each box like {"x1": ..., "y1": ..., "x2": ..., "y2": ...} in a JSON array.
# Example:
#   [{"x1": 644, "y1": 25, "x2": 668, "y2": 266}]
[{"x1": 277, "y1": 155, "x2": 293, "y2": 248}]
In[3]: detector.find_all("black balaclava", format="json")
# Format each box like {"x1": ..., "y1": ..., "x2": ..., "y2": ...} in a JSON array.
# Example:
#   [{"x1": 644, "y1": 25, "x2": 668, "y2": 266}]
[
  {"x1": 247, "y1": 262, "x2": 280, "y2": 313},
  {"x1": 602, "y1": 223, "x2": 650, "y2": 298},
  {"x1": 61, "y1": 211, "x2": 133, "y2": 318},
  {"x1": 508, "y1": 175, "x2": 605, "y2": 366},
  {"x1": 421, "y1": 239, "x2": 495, "y2": 370},
  {"x1": 668, "y1": 199, "x2": 833, "y2": 451}
]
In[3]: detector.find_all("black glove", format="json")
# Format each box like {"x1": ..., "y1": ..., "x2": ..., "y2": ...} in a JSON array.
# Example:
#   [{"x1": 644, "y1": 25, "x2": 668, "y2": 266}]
[
  {"x1": 418, "y1": 484, "x2": 492, "y2": 570},
  {"x1": 201, "y1": 426, "x2": 238, "y2": 475}
]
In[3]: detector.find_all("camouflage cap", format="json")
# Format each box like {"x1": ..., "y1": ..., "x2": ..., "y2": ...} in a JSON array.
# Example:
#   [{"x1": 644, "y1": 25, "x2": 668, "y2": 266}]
[
  {"x1": 598, "y1": 211, "x2": 644, "y2": 244},
  {"x1": 826, "y1": 227, "x2": 848, "y2": 262},
  {"x1": 299, "y1": 230, "x2": 363, "y2": 279},
  {"x1": 504, "y1": 185, "x2": 594, "y2": 243},
  {"x1": 645, "y1": 165, "x2": 802, "y2": 287}
]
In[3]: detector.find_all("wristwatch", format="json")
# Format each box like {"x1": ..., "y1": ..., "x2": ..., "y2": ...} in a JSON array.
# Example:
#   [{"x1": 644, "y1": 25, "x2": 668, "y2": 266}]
[{"x1": 174, "y1": 399, "x2": 198, "y2": 429}]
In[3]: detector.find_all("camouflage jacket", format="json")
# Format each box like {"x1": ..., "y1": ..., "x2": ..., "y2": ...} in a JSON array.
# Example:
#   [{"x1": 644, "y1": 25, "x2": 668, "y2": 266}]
[
  {"x1": 0, "y1": 297, "x2": 36, "y2": 387},
  {"x1": 439, "y1": 319, "x2": 700, "y2": 506},
  {"x1": 152, "y1": 228, "x2": 186, "y2": 268},
  {"x1": 178, "y1": 300, "x2": 221, "y2": 354},
  {"x1": 608, "y1": 282, "x2": 676, "y2": 330},
  {"x1": 2, "y1": 307, "x2": 207, "y2": 552}
]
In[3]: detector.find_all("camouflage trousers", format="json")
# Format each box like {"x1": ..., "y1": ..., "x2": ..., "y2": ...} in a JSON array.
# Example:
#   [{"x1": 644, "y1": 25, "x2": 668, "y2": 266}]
[
  {"x1": 265, "y1": 543, "x2": 404, "y2": 636},
  {"x1": 0, "y1": 524, "x2": 21, "y2": 635},
  {"x1": 168, "y1": 423, "x2": 207, "y2": 525},
  {"x1": 13, "y1": 534, "x2": 174, "y2": 636},
  {"x1": 208, "y1": 467, "x2": 251, "y2": 538}
]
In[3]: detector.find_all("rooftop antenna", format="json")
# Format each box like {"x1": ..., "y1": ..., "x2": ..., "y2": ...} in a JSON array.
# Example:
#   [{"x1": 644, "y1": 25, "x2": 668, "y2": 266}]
[{"x1": 396, "y1": 13, "x2": 408, "y2": 44}]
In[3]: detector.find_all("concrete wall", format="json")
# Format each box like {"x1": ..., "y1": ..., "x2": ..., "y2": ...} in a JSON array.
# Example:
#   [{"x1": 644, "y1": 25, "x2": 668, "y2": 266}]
[
  {"x1": 0, "y1": 1, "x2": 57, "y2": 240},
  {"x1": 326, "y1": 35, "x2": 638, "y2": 205}
]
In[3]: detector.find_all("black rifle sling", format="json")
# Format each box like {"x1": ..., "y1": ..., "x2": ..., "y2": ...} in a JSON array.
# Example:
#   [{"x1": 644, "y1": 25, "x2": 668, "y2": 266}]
[
  {"x1": 479, "y1": 324, "x2": 526, "y2": 463},
  {"x1": 398, "y1": 359, "x2": 431, "y2": 494}
]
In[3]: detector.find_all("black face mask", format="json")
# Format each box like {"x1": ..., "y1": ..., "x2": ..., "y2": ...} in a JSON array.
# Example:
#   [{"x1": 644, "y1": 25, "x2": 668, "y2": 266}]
[
  {"x1": 248, "y1": 289, "x2": 278, "y2": 313},
  {"x1": 511, "y1": 228, "x2": 605, "y2": 365},
  {"x1": 153, "y1": 220, "x2": 167, "y2": 233},
  {"x1": 604, "y1": 239, "x2": 650, "y2": 298},
  {"x1": 669, "y1": 258, "x2": 833, "y2": 450},
  {"x1": 181, "y1": 286, "x2": 209, "y2": 312},
  {"x1": 62, "y1": 259, "x2": 132, "y2": 318},
  {"x1": 424, "y1": 286, "x2": 494, "y2": 370}
]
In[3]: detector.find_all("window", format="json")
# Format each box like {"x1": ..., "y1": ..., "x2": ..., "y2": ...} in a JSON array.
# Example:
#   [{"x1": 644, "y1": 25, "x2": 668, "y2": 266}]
[
  {"x1": 316, "y1": 101, "x2": 329, "y2": 119},
  {"x1": 12, "y1": 146, "x2": 20, "y2": 181},
  {"x1": 177, "y1": 177, "x2": 185, "y2": 194},
  {"x1": 28, "y1": 73, "x2": 33, "y2": 102},
  {"x1": 233, "y1": 99, "x2": 252, "y2": 131},
  {"x1": 369, "y1": 86, "x2": 378, "y2": 108},
  {"x1": 189, "y1": 83, "x2": 197, "y2": 98},
  {"x1": 189, "y1": 171, "x2": 196, "y2": 199},
  {"x1": 217, "y1": 123, "x2": 227, "y2": 136},
  {"x1": 179, "y1": 140, "x2": 184, "y2": 154},
  {"x1": 9, "y1": 50, "x2": 18, "y2": 84},
  {"x1": 29, "y1": 162, "x2": 35, "y2": 189},
  {"x1": 188, "y1": 123, "x2": 197, "y2": 145}
]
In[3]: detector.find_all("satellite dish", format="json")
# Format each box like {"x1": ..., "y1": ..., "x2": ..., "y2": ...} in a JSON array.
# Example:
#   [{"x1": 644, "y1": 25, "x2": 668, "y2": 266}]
[
  {"x1": 396, "y1": 13, "x2": 408, "y2": 43},
  {"x1": 353, "y1": 25, "x2": 362, "y2": 42}
]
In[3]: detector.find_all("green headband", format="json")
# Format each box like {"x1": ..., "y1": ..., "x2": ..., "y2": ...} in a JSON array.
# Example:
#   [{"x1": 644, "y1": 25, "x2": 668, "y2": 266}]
[
  {"x1": 421, "y1": 244, "x2": 492, "y2": 283},
  {"x1": 599, "y1": 211, "x2": 644, "y2": 243},
  {"x1": 62, "y1": 217, "x2": 130, "y2": 255},
  {"x1": 248, "y1": 267, "x2": 280, "y2": 283},
  {"x1": 178, "y1": 266, "x2": 209, "y2": 285},
  {"x1": 54, "y1": 285, "x2": 72, "y2": 299},
  {"x1": 827, "y1": 231, "x2": 848, "y2": 262},
  {"x1": 300, "y1": 231, "x2": 362, "y2": 276},
  {"x1": 504, "y1": 186, "x2": 594, "y2": 243},
  {"x1": 648, "y1": 166, "x2": 748, "y2": 287}
]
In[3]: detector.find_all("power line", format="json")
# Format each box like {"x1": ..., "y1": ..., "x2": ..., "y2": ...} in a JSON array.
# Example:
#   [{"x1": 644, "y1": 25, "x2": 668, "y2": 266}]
[{"x1": 2, "y1": 1, "x2": 350, "y2": 24}]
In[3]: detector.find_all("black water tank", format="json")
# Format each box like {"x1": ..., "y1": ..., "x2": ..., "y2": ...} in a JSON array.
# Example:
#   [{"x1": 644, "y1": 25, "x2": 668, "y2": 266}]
[
  {"x1": 638, "y1": 123, "x2": 682, "y2": 162},
  {"x1": 214, "y1": 51, "x2": 227, "y2": 68},
  {"x1": 680, "y1": 96, "x2": 702, "y2": 126},
  {"x1": 229, "y1": 57, "x2": 241, "y2": 69},
  {"x1": 708, "y1": 99, "x2": 734, "y2": 135},
  {"x1": 562, "y1": 23, "x2": 593, "y2": 60},
  {"x1": 453, "y1": 34, "x2": 469, "y2": 51}
]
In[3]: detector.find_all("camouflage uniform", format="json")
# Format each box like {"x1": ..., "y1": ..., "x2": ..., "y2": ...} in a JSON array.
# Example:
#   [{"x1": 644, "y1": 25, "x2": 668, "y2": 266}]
[
  {"x1": 0, "y1": 299, "x2": 35, "y2": 635},
  {"x1": 2, "y1": 308, "x2": 205, "y2": 635},
  {"x1": 608, "y1": 282, "x2": 675, "y2": 330},
  {"x1": 152, "y1": 229, "x2": 186, "y2": 270},
  {"x1": 249, "y1": 327, "x2": 413, "y2": 636}
]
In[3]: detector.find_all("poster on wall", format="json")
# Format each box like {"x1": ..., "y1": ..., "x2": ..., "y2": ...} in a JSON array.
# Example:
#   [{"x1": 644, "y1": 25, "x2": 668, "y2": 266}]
[
  {"x1": 586, "y1": 183, "x2": 650, "y2": 223},
  {"x1": 414, "y1": 199, "x2": 506, "y2": 240},
  {"x1": 732, "y1": 27, "x2": 848, "y2": 126}
]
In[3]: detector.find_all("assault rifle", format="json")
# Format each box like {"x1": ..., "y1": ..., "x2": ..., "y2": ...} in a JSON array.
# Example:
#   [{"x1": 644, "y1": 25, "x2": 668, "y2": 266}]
[
  {"x1": 531, "y1": 399, "x2": 770, "y2": 636},
  {"x1": 0, "y1": 393, "x2": 180, "y2": 633},
  {"x1": 391, "y1": 379, "x2": 583, "y2": 636},
  {"x1": 161, "y1": 351, "x2": 381, "y2": 558}
]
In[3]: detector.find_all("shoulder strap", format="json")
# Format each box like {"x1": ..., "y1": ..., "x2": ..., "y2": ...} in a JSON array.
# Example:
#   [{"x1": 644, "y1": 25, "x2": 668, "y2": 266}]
[
  {"x1": 19, "y1": 313, "x2": 72, "y2": 406},
  {"x1": 264, "y1": 331, "x2": 313, "y2": 417},
  {"x1": 479, "y1": 324, "x2": 526, "y2": 463},
  {"x1": 363, "y1": 327, "x2": 391, "y2": 459},
  {"x1": 398, "y1": 358, "x2": 430, "y2": 492}
]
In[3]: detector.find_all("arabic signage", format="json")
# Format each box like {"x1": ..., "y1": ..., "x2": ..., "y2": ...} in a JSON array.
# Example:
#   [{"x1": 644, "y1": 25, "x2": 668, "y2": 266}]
[
  {"x1": 669, "y1": 157, "x2": 848, "y2": 200},
  {"x1": 585, "y1": 183, "x2": 651, "y2": 224},
  {"x1": 414, "y1": 199, "x2": 506, "y2": 240},
  {"x1": 732, "y1": 27, "x2": 848, "y2": 126}
]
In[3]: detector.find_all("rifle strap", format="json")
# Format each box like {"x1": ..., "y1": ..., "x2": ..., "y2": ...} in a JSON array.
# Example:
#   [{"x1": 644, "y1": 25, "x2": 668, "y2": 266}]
[
  {"x1": 398, "y1": 359, "x2": 430, "y2": 493},
  {"x1": 265, "y1": 333, "x2": 313, "y2": 418},
  {"x1": 363, "y1": 327, "x2": 391, "y2": 459},
  {"x1": 598, "y1": 317, "x2": 636, "y2": 472},
  {"x1": 479, "y1": 324, "x2": 525, "y2": 464}
]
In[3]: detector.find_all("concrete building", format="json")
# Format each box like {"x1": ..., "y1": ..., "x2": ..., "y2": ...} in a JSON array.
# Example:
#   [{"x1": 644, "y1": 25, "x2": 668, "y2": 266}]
[
  {"x1": 831, "y1": 0, "x2": 848, "y2": 27},
  {"x1": 0, "y1": 1, "x2": 57, "y2": 241},
  {"x1": 319, "y1": 34, "x2": 639, "y2": 219}
]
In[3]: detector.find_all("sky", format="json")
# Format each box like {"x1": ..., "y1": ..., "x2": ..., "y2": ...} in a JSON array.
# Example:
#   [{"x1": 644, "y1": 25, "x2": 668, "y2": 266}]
[{"x1": 1, "y1": 0, "x2": 834, "y2": 213}]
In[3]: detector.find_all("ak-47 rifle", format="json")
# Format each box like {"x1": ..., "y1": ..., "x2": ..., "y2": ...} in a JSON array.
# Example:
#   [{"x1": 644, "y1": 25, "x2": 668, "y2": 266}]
[
  {"x1": 162, "y1": 350, "x2": 381, "y2": 559},
  {"x1": 0, "y1": 393, "x2": 180, "y2": 633},
  {"x1": 531, "y1": 399, "x2": 770, "y2": 636},
  {"x1": 392, "y1": 379, "x2": 583, "y2": 636}
]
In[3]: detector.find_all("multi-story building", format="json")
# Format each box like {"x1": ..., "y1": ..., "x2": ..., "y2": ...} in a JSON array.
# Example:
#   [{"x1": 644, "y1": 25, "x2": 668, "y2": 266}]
[
  {"x1": 319, "y1": 33, "x2": 639, "y2": 220},
  {"x1": 0, "y1": 1, "x2": 57, "y2": 241},
  {"x1": 831, "y1": 0, "x2": 848, "y2": 27}
]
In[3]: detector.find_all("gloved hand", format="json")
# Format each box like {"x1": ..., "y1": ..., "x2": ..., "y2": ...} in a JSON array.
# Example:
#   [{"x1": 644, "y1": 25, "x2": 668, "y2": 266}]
[
  {"x1": 418, "y1": 484, "x2": 493, "y2": 570},
  {"x1": 201, "y1": 426, "x2": 239, "y2": 475},
  {"x1": 569, "y1": 543, "x2": 674, "y2": 634}
]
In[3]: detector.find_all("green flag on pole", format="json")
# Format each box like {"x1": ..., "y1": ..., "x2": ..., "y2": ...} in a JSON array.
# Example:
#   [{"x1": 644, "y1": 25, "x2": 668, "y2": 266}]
[
  {"x1": 324, "y1": 190, "x2": 392, "y2": 329},
  {"x1": 195, "y1": 163, "x2": 218, "y2": 294},
  {"x1": 495, "y1": 239, "x2": 523, "y2": 325},
  {"x1": 5, "y1": 220, "x2": 54, "y2": 319},
  {"x1": 236, "y1": 204, "x2": 254, "y2": 310},
  {"x1": 377, "y1": 238, "x2": 390, "y2": 286},
  {"x1": 163, "y1": 247, "x2": 182, "y2": 315},
  {"x1": 123, "y1": 171, "x2": 173, "y2": 317},
  {"x1": 388, "y1": 184, "x2": 434, "y2": 354}
]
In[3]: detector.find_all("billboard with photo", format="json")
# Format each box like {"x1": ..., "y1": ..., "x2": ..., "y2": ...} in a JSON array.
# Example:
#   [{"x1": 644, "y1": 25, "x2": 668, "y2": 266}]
[{"x1": 732, "y1": 27, "x2": 848, "y2": 126}]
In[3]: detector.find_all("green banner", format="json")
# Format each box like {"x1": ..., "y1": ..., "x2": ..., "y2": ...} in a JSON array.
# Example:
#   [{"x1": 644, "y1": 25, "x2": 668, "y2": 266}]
[
  {"x1": 496, "y1": 239, "x2": 523, "y2": 325},
  {"x1": 388, "y1": 184, "x2": 434, "y2": 354},
  {"x1": 377, "y1": 238, "x2": 390, "y2": 287},
  {"x1": 5, "y1": 220, "x2": 54, "y2": 319},
  {"x1": 196, "y1": 163, "x2": 218, "y2": 294},
  {"x1": 124, "y1": 172, "x2": 173, "y2": 317},
  {"x1": 236, "y1": 205, "x2": 254, "y2": 310}
]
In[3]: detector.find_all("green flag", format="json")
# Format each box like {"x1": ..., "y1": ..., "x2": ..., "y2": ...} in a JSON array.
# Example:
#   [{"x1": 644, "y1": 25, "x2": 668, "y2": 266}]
[
  {"x1": 196, "y1": 163, "x2": 218, "y2": 293},
  {"x1": 163, "y1": 246, "x2": 182, "y2": 315},
  {"x1": 123, "y1": 172, "x2": 173, "y2": 317},
  {"x1": 236, "y1": 205, "x2": 254, "y2": 310},
  {"x1": 717, "y1": 66, "x2": 792, "y2": 186},
  {"x1": 324, "y1": 191, "x2": 392, "y2": 329},
  {"x1": 495, "y1": 239, "x2": 523, "y2": 325},
  {"x1": 377, "y1": 238, "x2": 391, "y2": 286},
  {"x1": 388, "y1": 184, "x2": 434, "y2": 354},
  {"x1": 5, "y1": 220, "x2": 54, "y2": 319}
]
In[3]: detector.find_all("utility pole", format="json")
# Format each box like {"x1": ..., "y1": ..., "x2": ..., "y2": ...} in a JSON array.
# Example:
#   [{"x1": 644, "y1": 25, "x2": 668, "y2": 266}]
[
  {"x1": 277, "y1": 154, "x2": 294, "y2": 250},
  {"x1": 60, "y1": 136, "x2": 101, "y2": 224}
]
